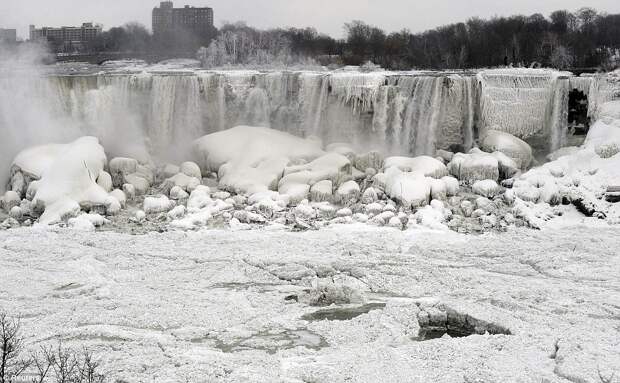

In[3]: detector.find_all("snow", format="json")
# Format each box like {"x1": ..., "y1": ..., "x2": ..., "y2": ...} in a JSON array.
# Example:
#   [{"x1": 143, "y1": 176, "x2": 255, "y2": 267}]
[
  {"x1": 384, "y1": 156, "x2": 448, "y2": 178},
  {"x1": 180, "y1": 161, "x2": 202, "y2": 179},
  {"x1": 384, "y1": 167, "x2": 431, "y2": 208},
  {"x1": 473, "y1": 180, "x2": 501, "y2": 198},
  {"x1": 480, "y1": 130, "x2": 533, "y2": 169},
  {"x1": 143, "y1": 195, "x2": 175, "y2": 214},
  {"x1": 14, "y1": 137, "x2": 110, "y2": 224},
  {"x1": 448, "y1": 152, "x2": 500, "y2": 183},
  {"x1": 335, "y1": 181, "x2": 360, "y2": 205},
  {"x1": 193, "y1": 126, "x2": 324, "y2": 195},
  {"x1": 4, "y1": 222, "x2": 616, "y2": 382},
  {"x1": 310, "y1": 180, "x2": 333, "y2": 202}
]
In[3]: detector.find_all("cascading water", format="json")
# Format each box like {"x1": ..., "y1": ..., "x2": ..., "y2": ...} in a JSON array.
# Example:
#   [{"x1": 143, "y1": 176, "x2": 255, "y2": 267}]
[
  {"x1": 478, "y1": 69, "x2": 572, "y2": 152},
  {"x1": 2, "y1": 66, "x2": 599, "y2": 192}
]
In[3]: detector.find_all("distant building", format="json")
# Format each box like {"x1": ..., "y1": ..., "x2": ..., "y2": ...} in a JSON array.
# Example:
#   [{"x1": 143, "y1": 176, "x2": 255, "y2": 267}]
[
  {"x1": 0, "y1": 29, "x2": 17, "y2": 43},
  {"x1": 152, "y1": 1, "x2": 215, "y2": 49},
  {"x1": 29, "y1": 23, "x2": 102, "y2": 53}
]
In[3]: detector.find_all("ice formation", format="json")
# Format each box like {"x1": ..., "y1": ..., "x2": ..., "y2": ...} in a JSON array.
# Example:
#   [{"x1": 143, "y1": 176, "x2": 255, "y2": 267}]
[
  {"x1": 1, "y1": 62, "x2": 620, "y2": 232},
  {"x1": 5, "y1": 65, "x2": 616, "y2": 194}
]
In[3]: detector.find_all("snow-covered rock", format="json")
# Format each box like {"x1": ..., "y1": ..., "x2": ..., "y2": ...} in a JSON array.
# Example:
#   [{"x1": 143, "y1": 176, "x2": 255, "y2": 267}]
[
  {"x1": 335, "y1": 181, "x2": 360, "y2": 204},
  {"x1": 193, "y1": 126, "x2": 324, "y2": 195},
  {"x1": 384, "y1": 167, "x2": 431, "y2": 208},
  {"x1": 361, "y1": 187, "x2": 378, "y2": 204},
  {"x1": 167, "y1": 205, "x2": 186, "y2": 220},
  {"x1": 481, "y1": 130, "x2": 533, "y2": 169},
  {"x1": 441, "y1": 176, "x2": 460, "y2": 197},
  {"x1": 180, "y1": 161, "x2": 202, "y2": 179},
  {"x1": 105, "y1": 196, "x2": 121, "y2": 215},
  {"x1": 384, "y1": 156, "x2": 448, "y2": 179},
  {"x1": 109, "y1": 157, "x2": 138, "y2": 187},
  {"x1": 448, "y1": 152, "x2": 499, "y2": 183},
  {"x1": 96, "y1": 170, "x2": 113, "y2": 192},
  {"x1": 144, "y1": 195, "x2": 175, "y2": 214},
  {"x1": 310, "y1": 180, "x2": 333, "y2": 202},
  {"x1": 14, "y1": 137, "x2": 109, "y2": 225},
  {"x1": 122, "y1": 183, "x2": 136, "y2": 200},
  {"x1": 124, "y1": 174, "x2": 150, "y2": 196},
  {"x1": 9, "y1": 206, "x2": 22, "y2": 220},
  {"x1": 170, "y1": 186, "x2": 189, "y2": 200},
  {"x1": 2, "y1": 191, "x2": 20, "y2": 212},
  {"x1": 354, "y1": 151, "x2": 384, "y2": 172},
  {"x1": 472, "y1": 180, "x2": 501, "y2": 198}
]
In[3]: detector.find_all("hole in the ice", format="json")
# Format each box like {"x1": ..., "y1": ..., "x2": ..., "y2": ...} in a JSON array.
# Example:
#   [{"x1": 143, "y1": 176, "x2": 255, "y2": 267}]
[
  {"x1": 212, "y1": 329, "x2": 328, "y2": 354},
  {"x1": 210, "y1": 282, "x2": 285, "y2": 292},
  {"x1": 414, "y1": 305, "x2": 512, "y2": 341},
  {"x1": 301, "y1": 302, "x2": 386, "y2": 322}
]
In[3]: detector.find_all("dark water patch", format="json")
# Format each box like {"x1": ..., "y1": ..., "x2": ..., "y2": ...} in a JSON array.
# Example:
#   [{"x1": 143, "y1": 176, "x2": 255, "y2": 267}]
[
  {"x1": 301, "y1": 303, "x2": 386, "y2": 322},
  {"x1": 212, "y1": 329, "x2": 328, "y2": 354},
  {"x1": 415, "y1": 305, "x2": 512, "y2": 341}
]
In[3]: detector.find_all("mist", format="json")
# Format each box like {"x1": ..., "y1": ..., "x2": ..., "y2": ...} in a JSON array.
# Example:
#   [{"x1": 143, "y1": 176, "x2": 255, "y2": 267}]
[{"x1": 0, "y1": 43, "x2": 151, "y2": 193}]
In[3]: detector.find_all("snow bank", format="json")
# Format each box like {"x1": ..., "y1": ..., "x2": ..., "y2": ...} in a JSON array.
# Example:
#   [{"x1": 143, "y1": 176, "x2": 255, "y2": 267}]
[
  {"x1": 480, "y1": 130, "x2": 533, "y2": 169},
  {"x1": 384, "y1": 167, "x2": 431, "y2": 208},
  {"x1": 14, "y1": 137, "x2": 110, "y2": 224},
  {"x1": 448, "y1": 151, "x2": 499, "y2": 183},
  {"x1": 193, "y1": 126, "x2": 324, "y2": 195},
  {"x1": 384, "y1": 156, "x2": 448, "y2": 178}
]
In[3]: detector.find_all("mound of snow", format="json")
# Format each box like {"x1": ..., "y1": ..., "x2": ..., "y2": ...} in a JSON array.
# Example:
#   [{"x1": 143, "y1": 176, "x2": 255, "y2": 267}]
[
  {"x1": 192, "y1": 126, "x2": 324, "y2": 195},
  {"x1": 143, "y1": 195, "x2": 175, "y2": 214},
  {"x1": 13, "y1": 137, "x2": 109, "y2": 225},
  {"x1": 481, "y1": 130, "x2": 533, "y2": 169},
  {"x1": 384, "y1": 167, "x2": 431, "y2": 208},
  {"x1": 448, "y1": 152, "x2": 499, "y2": 183},
  {"x1": 473, "y1": 180, "x2": 501, "y2": 198},
  {"x1": 384, "y1": 156, "x2": 448, "y2": 178}
]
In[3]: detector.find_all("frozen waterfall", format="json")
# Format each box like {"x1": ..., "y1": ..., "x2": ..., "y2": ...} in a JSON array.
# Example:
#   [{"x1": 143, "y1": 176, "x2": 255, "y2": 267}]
[{"x1": 1, "y1": 67, "x2": 605, "y2": 176}]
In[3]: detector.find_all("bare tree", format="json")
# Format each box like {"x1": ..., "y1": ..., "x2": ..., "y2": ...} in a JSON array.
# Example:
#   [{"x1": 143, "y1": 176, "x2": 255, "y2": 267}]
[
  {"x1": 1, "y1": 311, "x2": 107, "y2": 383},
  {"x1": 0, "y1": 312, "x2": 31, "y2": 383}
]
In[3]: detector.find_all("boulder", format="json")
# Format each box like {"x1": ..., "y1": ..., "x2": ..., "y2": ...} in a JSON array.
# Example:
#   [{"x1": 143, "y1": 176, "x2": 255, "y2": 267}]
[
  {"x1": 335, "y1": 181, "x2": 361, "y2": 205},
  {"x1": 472, "y1": 180, "x2": 501, "y2": 199},
  {"x1": 310, "y1": 180, "x2": 333, "y2": 202},
  {"x1": 180, "y1": 161, "x2": 202, "y2": 179},
  {"x1": 481, "y1": 130, "x2": 533, "y2": 169},
  {"x1": 448, "y1": 152, "x2": 499, "y2": 183},
  {"x1": 355, "y1": 151, "x2": 384, "y2": 172},
  {"x1": 109, "y1": 157, "x2": 138, "y2": 187}
]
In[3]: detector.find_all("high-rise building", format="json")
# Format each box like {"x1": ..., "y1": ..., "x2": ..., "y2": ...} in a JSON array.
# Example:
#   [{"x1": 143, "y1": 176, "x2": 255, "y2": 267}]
[
  {"x1": 0, "y1": 29, "x2": 17, "y2": 43},
  {"x1": 152, "y1": 2, "x2": 214, "y2": 42},
  {"x1": 29, "y1": 23, "x2": 102, "y2": 53}
]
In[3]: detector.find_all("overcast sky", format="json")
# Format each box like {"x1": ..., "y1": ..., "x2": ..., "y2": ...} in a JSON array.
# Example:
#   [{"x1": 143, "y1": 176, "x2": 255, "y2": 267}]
[{"x1": 2, "y1": 0, "x2": 620, "y2": 40}]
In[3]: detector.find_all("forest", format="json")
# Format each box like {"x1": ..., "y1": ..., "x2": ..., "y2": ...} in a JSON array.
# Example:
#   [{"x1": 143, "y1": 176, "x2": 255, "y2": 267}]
[{"x1": 92, "y1": 7, "x2": 620, "y2": 70}]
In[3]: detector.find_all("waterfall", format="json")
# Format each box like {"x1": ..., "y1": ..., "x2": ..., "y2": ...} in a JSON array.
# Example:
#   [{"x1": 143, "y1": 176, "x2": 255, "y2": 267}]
[
  {"x1": 1, "y1": 67, "x2": 582, "y2": 188},
  {"x1": 478, "y1": 69, "x2": 571, "y2": 151}
]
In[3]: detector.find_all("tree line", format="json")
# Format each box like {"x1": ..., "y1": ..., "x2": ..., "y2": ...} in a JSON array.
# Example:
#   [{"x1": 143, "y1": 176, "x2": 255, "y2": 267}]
[{"x1": 90, "y1": 7, "x2": 620, "y2": 70}]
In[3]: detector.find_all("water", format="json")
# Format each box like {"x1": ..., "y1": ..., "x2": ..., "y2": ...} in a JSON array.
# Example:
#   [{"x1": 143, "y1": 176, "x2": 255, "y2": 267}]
[{"x1": 1, "y1": 66, "x2": 592, "y2": 191}]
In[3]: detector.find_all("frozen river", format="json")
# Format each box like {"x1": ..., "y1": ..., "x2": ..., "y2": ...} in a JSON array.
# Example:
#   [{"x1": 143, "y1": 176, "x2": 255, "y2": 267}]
[{"x1": 1, "y1": 222, "x2": 619, "y2": 382}]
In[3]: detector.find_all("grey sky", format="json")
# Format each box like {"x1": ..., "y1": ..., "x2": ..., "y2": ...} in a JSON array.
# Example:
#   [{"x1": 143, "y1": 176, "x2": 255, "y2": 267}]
[{"x1": 2, "y1": 0, "x2": 620, "y2": 40}]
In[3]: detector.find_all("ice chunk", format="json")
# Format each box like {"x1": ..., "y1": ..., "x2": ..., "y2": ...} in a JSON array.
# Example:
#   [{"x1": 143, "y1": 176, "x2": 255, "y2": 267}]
[
  {"x1": 17, "y1": 137, "x2": 109, "y2": 225},
  {"x1": 144, "y1": 195, "x2": 175, "y2": 214},
  {"x1": 384, "y1": 156, "x2": 448, "y2": 179},
  {"x1": 335, "y1": 181, "x2": 360, "y2": 204},
  {"x1": 97, "y1": 170, "x2": 113, "y2": 192},
  {"x1": 180, "y1": 161, "x2": 202, "y2": 179},
  {"x1": 193, "y1": 126, "x2": 324, "y2": 195},
  {"x1": 448, "y1": 152, "x2": 499, "y2": 183},
  {"x1": 384, "y1": 167, "x2": 431, "y2": 208},
  {"x1": 109, "y1": 157, "x2": 138, "y2": 187},
  {"x1": 472, "y1": 180, "x2": 501, "y2": 198},
  {"x1": 481, "y1": 130, "x2": 533, "y2": 169},
  {"x1": 310, "y1": 180, "x2": 333, "y2": 202}
]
